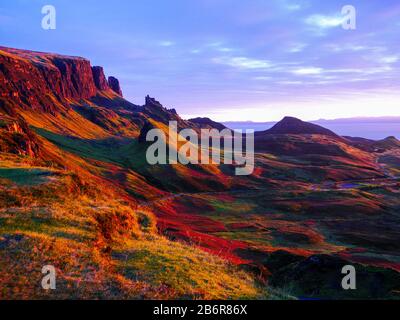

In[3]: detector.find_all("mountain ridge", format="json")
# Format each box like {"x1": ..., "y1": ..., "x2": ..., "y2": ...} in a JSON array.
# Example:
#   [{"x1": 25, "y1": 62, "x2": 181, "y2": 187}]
[{"x1": 2, "y1": 46, "x2": 400, "y2": 299}]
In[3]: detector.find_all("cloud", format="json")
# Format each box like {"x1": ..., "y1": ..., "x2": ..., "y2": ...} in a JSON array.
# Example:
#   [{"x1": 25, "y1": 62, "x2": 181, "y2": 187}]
[
  {"x1": 159, "y1": 41, "x2": 175, "y2": 47},
  {"x1": 207, "y1": 42, "x2": 224, "y2": 48},
  {"x1": 277, "y1": 80, "x2": 304, "y2": 85},
  {"x1": 206, "y1": 42, "x2": 236, "y2": 52},
  {"x1": 253, "y1": 76, "x2": 272, "y2": 81},
  {"x1": 190, "y1": 49, "x2": 201, "y2": 54},
  {"x1": 379, "y1": 56, "x2": 398, "y2": 64},
  {"x1": 292, "y1": 67, "x2": 323, "y2": 75},
  {"x1": 325, "y1": 44, "x2": 387, "y2": 53},
  {"x1": 305, "y1": 14, "x2": 345, "y2": 29},
  {"x1": 285, "y1": 4, "x2": 301, "y2": 11},
  {"x1": 212, "y1": 56, "x2": 272, "y2": 70},
  {"x1": 217, "y1": 47, "x2": 234, "y2": 52},
  {"x1": 287, "y1": 43, "x2": 307, "y2": 53},
  {"x1": 278, "y1": 0, "x2": 302, "y2": 11}
]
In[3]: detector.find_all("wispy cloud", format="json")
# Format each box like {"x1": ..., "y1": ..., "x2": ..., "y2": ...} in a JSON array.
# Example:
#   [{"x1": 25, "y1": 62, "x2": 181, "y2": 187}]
[
  {"x1": 190, "y1": 49, "x2": 201, "y2": 54},
  {"x1": 287, "y1": 43, "x2": 307, "y2": 53},
  {"x1": 325, "y1": 44, "x2": 387, "y2": 53},
  {"x1": 212, "y1": 56, "x2": 272, "y2": 70},
  {"x1": 253, "y1": 76, "x2": 272, "y2": 81},
  {"x1": 159, "y1": 41, "x2": 175, "y2": 47},
  {"x1": 305, "y1": 14, "x2": 345, "y2": 29},
  {"x1": 277, "y1": 80, "x2": 304, "y2": 85},
  {"x1": 4, "y1": 0, "x2": 398, "y2": 121},
  {"x1": 217, "y1": 47, "x2": 234, "y2": 52},
  {"x1": 292, "y1": 67, "x2": 323, "y2": 75},
  {"x1": 279, "y1": 0, "x2": 303, "y2": 11},
  {"x1": 285, "y1": 4, "x2": 301, "y2": 11},
  {"x1": 379, "y1": 55, "x2": 399, "y2": 64}
]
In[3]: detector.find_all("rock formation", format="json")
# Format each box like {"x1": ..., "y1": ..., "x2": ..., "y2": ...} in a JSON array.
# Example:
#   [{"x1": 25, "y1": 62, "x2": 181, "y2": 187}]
[
  {"x1": 0, "y1": 46, "x2": 124, "y2": 115},
  {"x1": 108, "y1": 76, "x2": 123, "y2": 96},
  {"x1": 92, "y1": 66, "x2": 109, "y2": 91}
]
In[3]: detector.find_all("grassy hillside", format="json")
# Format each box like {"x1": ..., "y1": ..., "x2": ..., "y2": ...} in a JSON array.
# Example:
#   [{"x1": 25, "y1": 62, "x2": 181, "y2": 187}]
[
  {"x1": 0, "y1": 154, "x2": 269, "y2": 299},
  {"x1": 2, "y1": 46, "x2": 400, "y2": 300}
]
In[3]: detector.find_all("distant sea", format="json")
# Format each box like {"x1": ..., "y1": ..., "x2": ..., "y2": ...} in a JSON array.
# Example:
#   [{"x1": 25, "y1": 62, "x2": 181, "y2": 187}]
[{"x1": 222, "y1": 118, "x2": 400, "y2": 140}]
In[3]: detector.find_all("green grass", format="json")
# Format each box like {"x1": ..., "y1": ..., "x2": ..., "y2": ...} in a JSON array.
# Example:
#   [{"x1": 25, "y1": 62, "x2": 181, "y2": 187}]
[
  {"x1": 113, "y1": 237, "x2": 268, "y2": 300},
  {"x1": 34, "y1": 128, "x2": 228, "y2": 193},
  {"x1": 0, "y1": 162, "x2": 272, "y2": 300},
  {"x1": 34, "y1": 128, "x2": 152, "y2": 172},
  {"x1": 0, "y1": 168, "x2": 55, "y2": 186}
]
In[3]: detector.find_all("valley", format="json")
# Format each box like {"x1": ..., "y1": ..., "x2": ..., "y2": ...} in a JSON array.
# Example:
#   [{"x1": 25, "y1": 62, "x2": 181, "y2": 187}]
[{"x1": 1, "y1": 46, "x2": 400, "y2": 299}]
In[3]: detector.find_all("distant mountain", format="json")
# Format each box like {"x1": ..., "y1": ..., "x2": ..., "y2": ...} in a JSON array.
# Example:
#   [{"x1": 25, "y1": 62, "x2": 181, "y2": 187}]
[
  {"x1": 260, "y1": 116, "x2": 338, "y2": 137},
  {"x1": 377, "y1": 136, "x2": 400, "y2": 149},
  {"x1": 316, "y1": 116, "x2": 400, "y2": 123},
  {"x1": 346, "y1": 135, "x2": 400, "y2": 152},
  {"x1": 223, "y1": 117, "x2": 400, "y2": 140}
]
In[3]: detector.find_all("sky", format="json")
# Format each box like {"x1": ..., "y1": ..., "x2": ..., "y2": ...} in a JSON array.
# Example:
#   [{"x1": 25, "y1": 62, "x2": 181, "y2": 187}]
[{"x1": 1, "y1": 0, "x2": 400, "y2": 121}]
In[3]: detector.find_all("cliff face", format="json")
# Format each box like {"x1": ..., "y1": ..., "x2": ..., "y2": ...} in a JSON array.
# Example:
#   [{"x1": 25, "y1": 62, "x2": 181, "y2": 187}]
[
  {"x1": 0, "y1": 46, "x2": 189, "y2": 139},
  {"x1": 92, "y1": 66, "x2": 110, "y2": 91},
  {"x1": 0, "y1": 47, "x2": 122, "y2": 115},
  {"x1": 108, "y1": 76, "x2": 123, "y2": 96},
  {"x1": 49, "y1": 56, "x2": 98, "y2": 99}
]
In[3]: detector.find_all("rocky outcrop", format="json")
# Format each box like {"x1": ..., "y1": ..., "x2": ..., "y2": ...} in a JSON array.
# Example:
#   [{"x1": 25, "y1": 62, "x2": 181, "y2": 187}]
[
  {"x1": 0, "y1": 116, "x2": 41, "y2": 157},
  {"x1": 142, "y1": 95, "x2": 183, "y2": 125},
  {"x1": 108, "y1": 76, "x2": 123, "y2": 96},
  {"x1": 92, "y1": 66, "x2": 109, "y2": 91},
  {"x1": 139, "y1": 95, "x2": 199, "y2": 132},
  {"x1": 145, "y1": 95, "x2": 163, "y2": 108},
  {"x1": 144, "y1": 95, "x2": 177, "y2": 115},
  {"x1": 0, "y1": 46, "x2": 121, "y2": 115}
]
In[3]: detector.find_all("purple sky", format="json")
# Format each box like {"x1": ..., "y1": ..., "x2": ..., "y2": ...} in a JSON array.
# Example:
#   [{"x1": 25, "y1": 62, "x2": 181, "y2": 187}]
[{"x1": 1, "y1": 0, "x2": 400, "y2": 121}]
